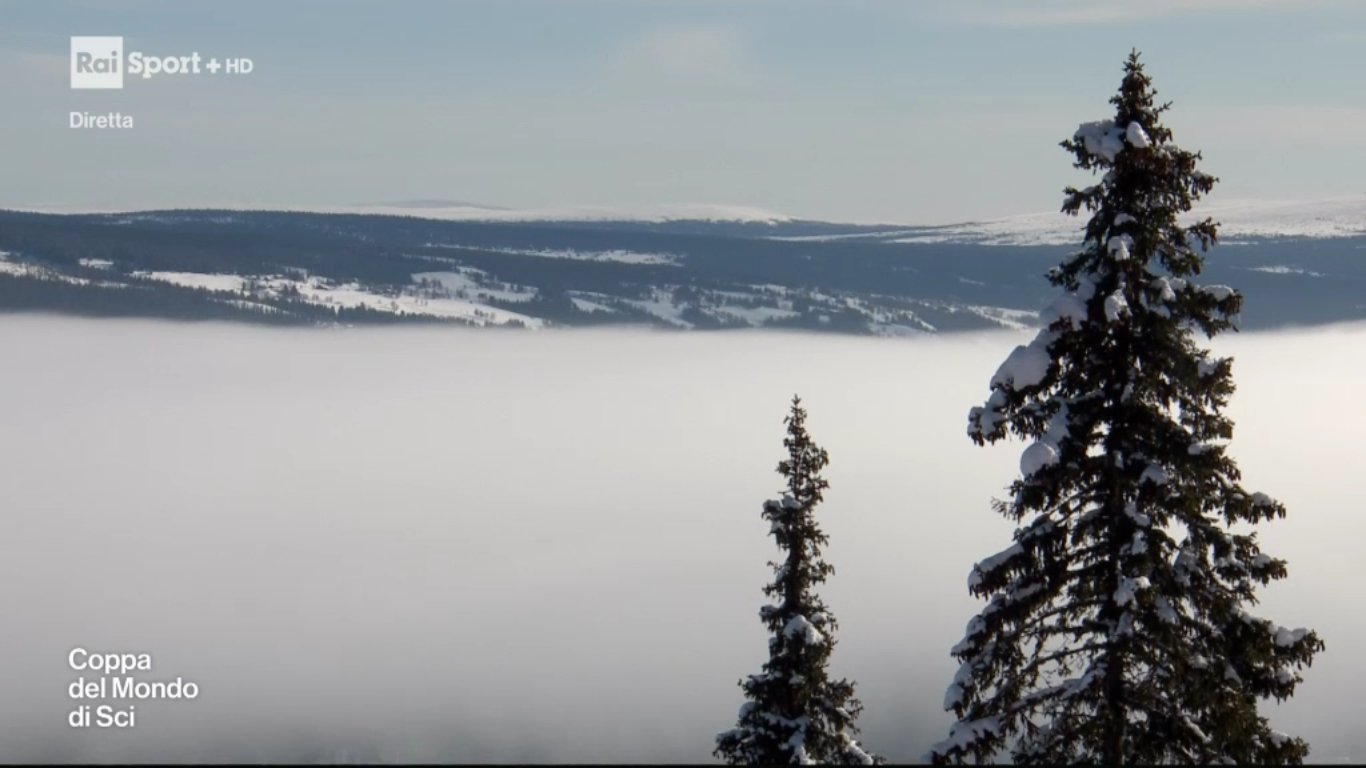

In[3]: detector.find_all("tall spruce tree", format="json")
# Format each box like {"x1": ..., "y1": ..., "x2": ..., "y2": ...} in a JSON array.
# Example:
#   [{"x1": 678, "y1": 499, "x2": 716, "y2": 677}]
[
  {"x1": 716, "y1": 396, "x2": 879, "y2": 766},
  {"x1": 929, "y1": 52, "x2": 1324, "y2": 765}
]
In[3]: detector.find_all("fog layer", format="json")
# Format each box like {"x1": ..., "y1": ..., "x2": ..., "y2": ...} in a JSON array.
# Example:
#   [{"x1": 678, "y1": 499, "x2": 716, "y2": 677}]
[{"x1": 1, "y1": 318, "x2": 1362, "y2": 763}]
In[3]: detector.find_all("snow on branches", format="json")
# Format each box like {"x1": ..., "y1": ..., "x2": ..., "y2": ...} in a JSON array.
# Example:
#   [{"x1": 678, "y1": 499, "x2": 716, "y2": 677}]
[
  {"x1": 933, "y1": 52, "x2": 1324, "y2": 766},
  {"x1": 716, "y1": 397, "x2": 880, "y2": 766}
]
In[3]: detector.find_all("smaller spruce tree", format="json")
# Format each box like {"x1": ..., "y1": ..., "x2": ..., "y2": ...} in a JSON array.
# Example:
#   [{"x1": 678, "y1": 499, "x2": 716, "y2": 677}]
[{"x1": 715, "y1": 396, "x2": 879, "y2": 766}]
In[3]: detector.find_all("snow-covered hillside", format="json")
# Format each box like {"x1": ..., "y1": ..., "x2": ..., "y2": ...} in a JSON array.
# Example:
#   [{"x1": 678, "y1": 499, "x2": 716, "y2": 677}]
[
  {"x1": 881, "y1": 195, "x2": 1366, "y2": 246},
  {"x1": 3, "y1": 206, "x2": 1364, "y2": 332}
]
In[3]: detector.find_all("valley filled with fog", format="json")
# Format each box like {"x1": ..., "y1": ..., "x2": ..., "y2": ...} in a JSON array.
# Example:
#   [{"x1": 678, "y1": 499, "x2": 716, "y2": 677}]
[{"x1": 1, "y1": 317, "x2": 1362, "y2": 763}]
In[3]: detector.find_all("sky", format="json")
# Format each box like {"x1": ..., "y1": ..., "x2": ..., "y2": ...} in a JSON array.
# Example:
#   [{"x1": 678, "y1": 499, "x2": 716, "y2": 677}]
[
  {"x1": 2, "y1": 318, "x2": 1363, "y2": 762},
  {"x1": 2, "y1": 0, "x2": 1365, "y2": 222}
]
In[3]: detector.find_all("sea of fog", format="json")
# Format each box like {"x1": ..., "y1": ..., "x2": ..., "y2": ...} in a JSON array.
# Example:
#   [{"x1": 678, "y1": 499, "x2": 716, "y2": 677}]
[{"x1": 1, "y1": 317, "x2": 1362, "y2": 763}]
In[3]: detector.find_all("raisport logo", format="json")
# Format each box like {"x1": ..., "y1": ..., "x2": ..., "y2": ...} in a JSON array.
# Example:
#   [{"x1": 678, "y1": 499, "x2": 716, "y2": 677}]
[{"x1": 69, "y1": 36, "x2": 253, "y2": 89}]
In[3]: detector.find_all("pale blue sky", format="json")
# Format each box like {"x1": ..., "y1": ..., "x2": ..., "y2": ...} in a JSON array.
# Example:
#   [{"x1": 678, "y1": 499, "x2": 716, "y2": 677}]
[{"x1": 2, "y1": 0, "x2": 1364, "y2": 222}]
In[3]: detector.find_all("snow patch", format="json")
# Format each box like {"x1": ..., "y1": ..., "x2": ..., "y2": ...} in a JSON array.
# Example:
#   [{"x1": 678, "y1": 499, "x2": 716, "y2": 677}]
[
  {"x1": 1114, "y1": 576, "x2": 1150, "y2": 607},
  {"x1": 1042, "y1": 294, "x2": 1088, "y2": 330},
  {"x1": 427, "y1": 243, "x2": 680, "y2": 265},
  {"x1": 1139, "y1": 464, "x2": 1169, "y2": 486},
  {"x1": 133, "y1": 271, "x2": 247, "y2": 293},
  {"x1": 1125, "y1": 121, "x2": 1151, "y2": 149},
  {"x1": 991, "y1": 340, "x2": 1051, "y2": 390},
  {"x1": 1274, "y1": 627, "x2": 1309, "y2": 647},
  {"x1": 1202, "y1": 285, "x2": 1235, "y2": 301},
  {"x1": 1107, "y1": 235, "x2": 1133, "y2": 260},
  {"x1": 968, "y1": 543, "x2": 1023, "y2": 590},
  {"x1": 412, "y1": 270, "x2": 537, "y2": 303},
  {"x1": 1075, "y1": 120, "x2": 1127, "y2": 162},
  {"x1": 783, "y1": 615, "x2": 825, "y2": 646},
  {"x1": 1249, "y1": 265, "x2": 1323, "y2": 277},
  {"x1": 1104, "y1": 291, "x2": 1130, "y2": 322},
  {"x1": 1020, "y1": 441, "x2": 1059, "y2": 477}
]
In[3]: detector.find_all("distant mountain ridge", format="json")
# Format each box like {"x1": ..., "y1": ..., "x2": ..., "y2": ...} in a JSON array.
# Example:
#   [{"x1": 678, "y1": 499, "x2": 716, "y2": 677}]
[
  {"x1": 12, "y1": 194, "x2": 1366, "y2": 238},
  {"x1": 1, "y1": 203, "x2": 1363, "y2": 333}
]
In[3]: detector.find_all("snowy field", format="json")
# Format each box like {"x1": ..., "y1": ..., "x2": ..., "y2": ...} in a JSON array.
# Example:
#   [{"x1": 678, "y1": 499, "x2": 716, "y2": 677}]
[{"x1": 0, "y1": 319, "x2": 1362, "y2": 763}]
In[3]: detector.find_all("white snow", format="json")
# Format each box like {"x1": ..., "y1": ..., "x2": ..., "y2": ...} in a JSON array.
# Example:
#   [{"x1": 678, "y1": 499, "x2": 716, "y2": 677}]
[
  {"x1": 782, "y1": 615, "x2": 825, "y2": 646},
  {"x1": 891, "y1": 195, "x2": 1366, "y2": 246},
  {"x1": 295, "y1": 281, "x2": 542, "y2": 327},
  {"x1": 868, "y1": 321, "x2": 933, "y2": 337},
  {"x1": 1198, "y1": 357, "x2": 1227, "y2": 378},
  {"x1": 959, "y1": 305, "x2": 1037, "y2": 331},
  {"x1": 1184, "y1": 715, "x2": 1212, "y2": 744},
  {"x1": 930, "y1": 717, "x2": 1001, "y2": 757},
  {"x1": 1125, "y1": 121, "x2": 1151, "y2": 149},
  {"x1": 1274, "y1": 627, "x2": 1309, "y2": 647},
  {"x1": 29, "y1": 193, "x2": 1366, "y2": 247},
  {"x1": 569, "y1": 297, "x2": 616, "y2": 314},
  {"x1": 890, "y1": 213, "x2": 1087, "y2": 247},
  {"x1": 840, "y1": 734, "x2": 877, "y2": 765},
  {"x1": 0, "y1": 256, "x2": 36, "y2": 277},
  {"x1": 622, "y1": 289, "x2": 694, "y2": 329},
  {"x1": 712, "y1": 305, "x2": 799, "y2": 325},
  {"x1": 0, "y1": 254, "x2": 94, "y2": 286},
  {"x1": 426, "y1": 243, "x2": 681, "y2": 266},
  {"x1": 1020, "y1": 441, "x2": 1059, "y2": 477},
  {"x1": 1104, "y1": 291, "x2": 1130, "y2": 322},
  {"x1": 1042, "y1": 294, "x2": 1088, "y2": 330},
  {"x1": 1155, "y1": 596, "x2": 1179, "y2": 624},
  {"x1": 1150, "y1": 276, "x2": 1180, "y2": 304},
  {"x1": 952, "y1": 617, "x2": 986, "y2": 657},
  {"x1": 133, "y1": 271, "x2": 248, "y2": 293},
  {"x1": 968, "y1": 543, "x2": 1023, "y2": 590},
  {"x1": 1075, "y1": 120, "x2": 1127, "y2": 162},
  {"x1": 78, "y1": 258, "x2": 114, "y2": 270},
  {"x1": 1044, "y1": 402, "x2": 1072, "y2": 445},
  {"x1": 1107, "y1": 235, "x2": 1133, "y2": 260},
  {"x1": 1139, "y1": 464, "x2": 1169, "y2": 486},
  {"x1": 944, "y1": 661, "x2": 974, "y2": 710},
  {"x1": 1249, "y1": 265, "x2": 1323, "y2": 277},
  {"x1": 991, "y1": 340, "x2": 1052, "y2": 390},
  {"x1": 1113, "y1": 611, "x2": 1136, "y2": 638},
  {"x1": 412, "y1": 270, "x2": 537, "y2": 303},
  {"x1": 1114, "y1": 576, "x2": 1150, "y2": 607},
  {"x1": 79, "y1": 202, "x2": 791, "y2": 225},
  {"x1": 181, "y1": 274, "x2": 547, "y2": 328},
  {"x1": 1203, "y1": 285, "x2": 1236, "y2": 301},
  {"x1": 771, "y1": 229, "x2": 924, "y2": 243}
]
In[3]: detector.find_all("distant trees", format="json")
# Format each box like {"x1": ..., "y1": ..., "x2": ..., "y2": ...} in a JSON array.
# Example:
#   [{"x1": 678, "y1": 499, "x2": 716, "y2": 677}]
[
  {"x1": 716, "y1": 396, "x2": 879, "y2": 765},
  {"x1": 929, "y1": 51, "x2": 1323, "y2": 765}
]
